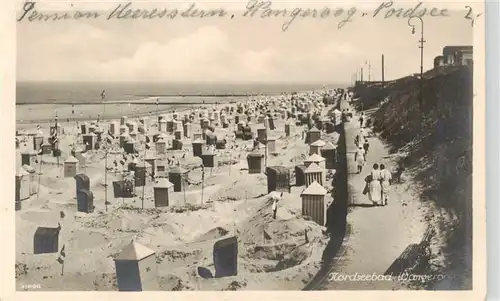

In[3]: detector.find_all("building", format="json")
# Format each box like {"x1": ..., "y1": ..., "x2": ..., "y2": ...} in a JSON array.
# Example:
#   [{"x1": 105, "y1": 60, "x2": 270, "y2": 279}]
[
  {"x1": 16, "y1": 168, "x2": 30, "y2": 202},
  {"x1": 21, "y1": 151, "x2": 38, "y2": 167},
  {"x1": 307, "y1": 126, "x2": 321, "y2": 144},
  {"x1": 33, "y1": 135, "x2": 44, "y2": 151},
  {"x1": 124, "y1": 139, "x2": 136, "y2": 154},
  {"x1": 153, "y1": 178, "x2": 174, "y2": 207},
  {"x1": 134, "y1": 160, "x2": 151, "y2": 187},
  {"x1": 192, "y1": 139, "x2": 204, "y2": 157},
  {"x1": 82, "y1": 133, "x2": 97, "y2": 151},
  {"x1": 247, "y1": 152, "x2": 265, "y2": 174},
  {"x1": 77, "y1": 189, "x2": 94, "y2": 213},
  {"x1": 442, "y1": 46, "x2": 473, "y2": 66},
  {"x1": 213, "y1": 236, "x2": 238, "y2": 278},
  {"x1": 266, "y1": 136, "x2": 277, "y2": 154},
  {"x1": 156, "y1": 139, "x2": 167, "y2": 155},
  {"x1": 294, "y1": 164, "x2": 307, "y2": 186},
  {"x1": 74, "y1": 174, "x2": 90, "y2": 196},
  {"x1": 304, "y1": 163, "x2": 325, "y2": 187},
  {"x1": 64, "y1": 156, "x2": 79, "y2": 178},
  {"x1": 266, "y1": 166, "x2": 290, "y2": 194},
  {"x1": 33, "y1": 225, "x2": 60, "y2": 254},
  {"x1": 257, "y1": 127, "x2": 267, "y2": 144},
  {"x1": 320, "y1": 142, "x2": 337, "y2": 170},
  {"x1": 300, "y1": 181, "x2": 328, "y2": 227},
  {"x1": 309, "y1": 139, "x2": 326, "y2": 156},
  {"x1": 168, "y1": 166, "x2": 188, "y2": 192},
  {"x1": 114, "y1": 241, "x2": 158, "y2": 291},
  {"x1": 433, "y1": 55, "x2": 445, "y2": 68},
  {"x1": 304, "y1": 153, "x2": 326, "y2": 169},
  {"x1": 201, "y1": 149, "x2": 216, "y2": 168}
]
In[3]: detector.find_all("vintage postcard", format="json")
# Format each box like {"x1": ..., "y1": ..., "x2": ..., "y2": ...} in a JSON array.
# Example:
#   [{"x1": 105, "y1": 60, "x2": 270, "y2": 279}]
[{"x1": 0, "y1": 0, "x2": 486, "y2": 299}]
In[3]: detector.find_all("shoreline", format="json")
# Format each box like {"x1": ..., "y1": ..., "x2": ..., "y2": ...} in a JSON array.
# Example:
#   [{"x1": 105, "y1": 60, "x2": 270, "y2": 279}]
[{"x1": 16, "y1": 89, "x2": 333, "y2": 127}]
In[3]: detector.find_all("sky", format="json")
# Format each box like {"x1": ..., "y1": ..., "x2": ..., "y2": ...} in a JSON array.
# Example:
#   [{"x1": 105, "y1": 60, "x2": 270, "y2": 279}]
[{"x1": 16, "y1": 2, "x2": 474, "y2": 84}]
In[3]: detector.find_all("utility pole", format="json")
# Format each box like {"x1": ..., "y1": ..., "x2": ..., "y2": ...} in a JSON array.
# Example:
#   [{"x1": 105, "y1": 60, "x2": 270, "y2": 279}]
[
  {"x1": 408, "y1": 16, "x2": 425, "y2": 128},
  {"x1": 381, "y1": 54, "x2": 385, "y2": 88},
  {"x1": 368, "y1": 61, "x2": 372, "y2": 82}
]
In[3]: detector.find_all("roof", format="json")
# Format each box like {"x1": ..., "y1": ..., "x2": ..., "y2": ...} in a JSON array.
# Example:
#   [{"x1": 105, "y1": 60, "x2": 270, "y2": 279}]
[
  {"x1": 266, "y1": 166, "x2": 289, "y2": 174},
  {"x1": 65, "y1": 156, "x2": 79, "y2": 163},
  {"x1": 154, "y1": 178, "x2": 174, "y2": 189},
  {"x1": 305, "y1": 153, "x2": 325, "y2": 163},
  {"x1": 310, "y1": 139, "x2": 326, "y2": 147},
  {"x1": 16, "y1": 167, "x2": 29, "y2": 177},
  {"x1": 295, "y1": 164, "x2": 307, "y2": 172},
  {"x1": 247, "y1": 152, "x2": 264, "y2": 158},
  {"x1": 74, "y1": 173, "x2": 89, "y2": 182},
  {"x1": 169, "y1": 166, "x2": 187, "y2": 174},
  {"x1": 443, "y1": 45, "x2": 473, "y2": 55},
  {"x1": 202, "y1": 149, "x2": 215, "y2": 156},
  {"x1": 322, "y1": 142, "x2": 336, "y2": 150},
  {"x1": 301, "y1": 181, "x2": 327, "y2": 196},
  {"x1": 305, "y1": 162, "x2": 324, "y2": 173},
  {"x1": 135, "y1": 160, "x2": 151, "y2": 168},
  {"x1": 309, "y1": 126, "x2": 320, "y2": 133},
  {"x1": 22, "y1": 164, "x2": 36, "y2": 173},
  {"x1": 192, "y1": 139, "x2": 204, "y2": 144},
  {"x1": 114, "y1": 241, "x2": 155, "y2": 261},
  {"x1": 34, "y1": 226, "x2": 61, "y2": 237}
]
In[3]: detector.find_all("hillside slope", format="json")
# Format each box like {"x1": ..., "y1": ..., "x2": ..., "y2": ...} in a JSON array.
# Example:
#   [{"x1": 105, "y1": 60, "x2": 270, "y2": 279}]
[{"x1": 354, "y1": 66, "x2": 473, "y2": 289}]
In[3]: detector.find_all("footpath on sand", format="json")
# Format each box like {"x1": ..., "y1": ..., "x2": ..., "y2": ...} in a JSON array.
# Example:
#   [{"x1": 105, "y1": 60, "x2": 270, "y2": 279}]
[{"x1": 318, "y1": 98, "x2": 427, "y2": 290}]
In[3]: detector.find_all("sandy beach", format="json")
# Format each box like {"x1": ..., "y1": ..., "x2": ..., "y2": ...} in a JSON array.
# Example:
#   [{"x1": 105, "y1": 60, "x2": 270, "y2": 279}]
[{"x1": 15, "y1": 89, "x2": 344, "y2": 291}]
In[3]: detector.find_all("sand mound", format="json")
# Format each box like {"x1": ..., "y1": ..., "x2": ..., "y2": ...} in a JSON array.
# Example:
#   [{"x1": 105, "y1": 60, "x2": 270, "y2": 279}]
[{"x1": 194, "y1": 227, "x2": 230, "y2": 242}]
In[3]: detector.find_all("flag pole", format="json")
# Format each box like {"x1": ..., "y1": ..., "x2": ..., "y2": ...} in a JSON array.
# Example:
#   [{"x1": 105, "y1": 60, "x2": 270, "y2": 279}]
[
  {"x1": 141, "y1": 141, "x2": 147, "y2": 210},
  {"x1": 36, "y1": 152, "x2": 43, "y2": 201},
  {"x1": 54, "y1": 114, "x2": 59, "y2": 167},
  {"x1": 102, "y1": 90, "x2": 108, "y2": 212},
  {"x1": 105, "y1": 150, "x2": 108, "y2": 212},
  {"x1": 182, "y1": 173, "x2": 187, "y2": 206},
  {"x1": 201, "y1": 164, "x2": 205, "y2": 205}
]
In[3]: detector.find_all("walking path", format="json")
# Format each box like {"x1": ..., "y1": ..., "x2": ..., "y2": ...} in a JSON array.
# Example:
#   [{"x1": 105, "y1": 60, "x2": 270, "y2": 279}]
[{"x1": 319, "y1": 97, "x2": 427, "y2": 290}]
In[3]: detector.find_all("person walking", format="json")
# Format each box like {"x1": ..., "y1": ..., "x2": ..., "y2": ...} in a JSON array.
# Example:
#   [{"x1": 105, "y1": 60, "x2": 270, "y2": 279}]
[
  {"x1": 359, "y1": 112, "x2": 365, "y2": 128},
  {"x1": 369, "y1": 163, "x2": 383, "y2": 206},
  {"x1": 380, "y1": 164, "x2": 392, "y2": 205},
  {"x1": 355, "y1": 147, "x2": 366, "y2": 173},
  {"x1": 363, "y1": 140, "x2": 370, "y2": 158}
]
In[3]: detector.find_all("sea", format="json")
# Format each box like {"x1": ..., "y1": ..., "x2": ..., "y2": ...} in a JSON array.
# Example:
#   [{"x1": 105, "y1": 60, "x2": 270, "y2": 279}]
[
  {"x1": 17, "y1": 81, "x2": 347, "y2": 104},
  {"x1": 16, "y1": 81, "x2": 347, "y2": 125}
]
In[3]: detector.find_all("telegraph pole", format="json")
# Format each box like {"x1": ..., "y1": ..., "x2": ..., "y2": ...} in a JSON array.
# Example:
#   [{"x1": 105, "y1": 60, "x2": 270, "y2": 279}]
[
  {"x1": 381, "y1": 54, "x2": 385, "y2": 88},
  {"x1": 408, "y1": 16, "x2": 425, "y2": 111},
  {"x1": 368, "y1": 61, "x2": 372, "y2": 82},
  {"x1": 408, "y1": 16, "x2": 425, "y2": 131}
]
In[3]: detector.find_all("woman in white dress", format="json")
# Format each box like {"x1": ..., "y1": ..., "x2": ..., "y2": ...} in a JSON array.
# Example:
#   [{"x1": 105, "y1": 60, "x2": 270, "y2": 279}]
[
  {"x1": 369, "y1": 163, "x2": 382, "y2": 206},
  {"x1": 379, "y1": 164, "x2": 392, "y2": 206},
  {"x1": 355, "y1": 147, "x2": 365, "y2": 173}
]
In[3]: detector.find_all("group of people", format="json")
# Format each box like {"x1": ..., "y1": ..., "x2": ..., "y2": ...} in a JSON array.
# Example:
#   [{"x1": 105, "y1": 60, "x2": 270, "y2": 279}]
[
  {"x1": 364, "y1": 163, "x2": 392, "y2": 206},
  {"x1": 354, "y1": 130, "x2": 370, "y2": 173}
]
